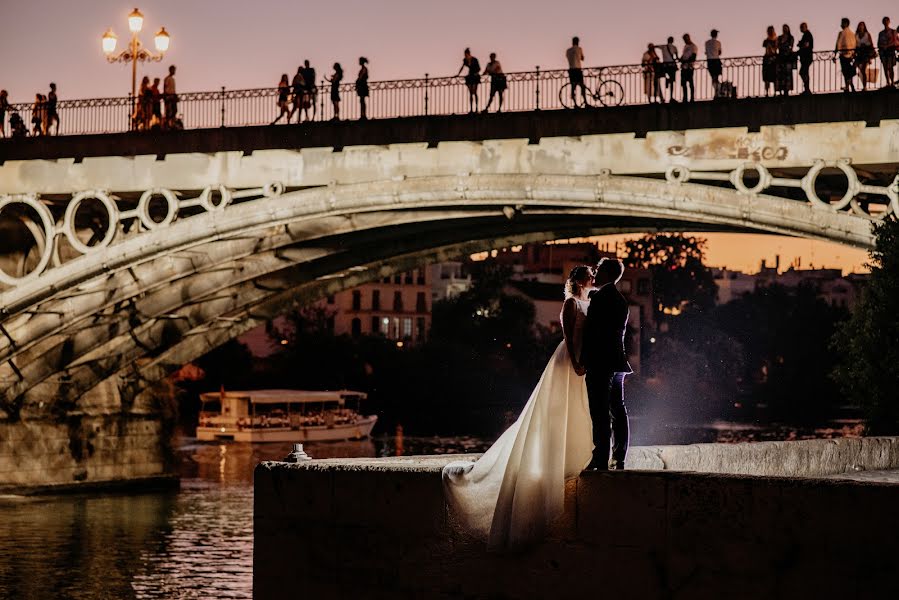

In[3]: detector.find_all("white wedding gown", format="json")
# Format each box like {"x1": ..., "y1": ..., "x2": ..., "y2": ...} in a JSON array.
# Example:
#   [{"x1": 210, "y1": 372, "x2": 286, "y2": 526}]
[{"x1": 442, "y1": 297, "x2": 593, "y2": 549}]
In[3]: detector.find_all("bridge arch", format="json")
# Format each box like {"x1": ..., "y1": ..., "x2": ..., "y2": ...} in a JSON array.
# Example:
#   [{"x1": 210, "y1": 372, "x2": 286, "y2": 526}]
[{"x1": 0, "y1": 173, "x2": 875, "y2": 416}]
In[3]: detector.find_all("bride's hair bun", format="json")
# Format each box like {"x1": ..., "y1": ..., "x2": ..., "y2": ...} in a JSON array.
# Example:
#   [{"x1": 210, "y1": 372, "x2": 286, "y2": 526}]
[{"x1": 564, "y1": 265, "x2": 592, "y2": 299}]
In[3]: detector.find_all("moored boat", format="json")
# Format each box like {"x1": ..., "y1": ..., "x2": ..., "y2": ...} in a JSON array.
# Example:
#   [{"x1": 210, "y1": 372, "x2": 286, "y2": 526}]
[{"x1": 196, "y1": 389, "x2": 377, "y2": 442}]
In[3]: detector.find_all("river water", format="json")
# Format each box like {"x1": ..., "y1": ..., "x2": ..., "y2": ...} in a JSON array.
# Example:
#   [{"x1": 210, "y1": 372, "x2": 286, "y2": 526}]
[{"x1": 0, "y1": 422, "x2": 862, "y2": 599}]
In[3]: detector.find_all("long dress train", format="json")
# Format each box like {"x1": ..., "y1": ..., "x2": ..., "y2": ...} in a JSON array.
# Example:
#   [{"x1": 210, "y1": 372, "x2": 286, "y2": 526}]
[{"x1": 442, "y1": 298, "x2": 593, "y2": 549}]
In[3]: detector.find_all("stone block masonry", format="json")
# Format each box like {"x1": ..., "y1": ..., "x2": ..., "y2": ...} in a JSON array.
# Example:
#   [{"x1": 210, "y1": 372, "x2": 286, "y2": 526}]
[
  {"x1": 255, "y1": 438, "x2": 899, "y2": 599},
  {"x1": 0, "y1": 380, "x2": 178, "y2": 493}
]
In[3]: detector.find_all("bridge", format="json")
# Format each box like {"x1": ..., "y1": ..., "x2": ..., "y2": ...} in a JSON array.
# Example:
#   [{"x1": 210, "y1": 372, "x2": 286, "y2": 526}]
[{"x1": 1, "y1": 82, "x2": 897, "y2": 488}]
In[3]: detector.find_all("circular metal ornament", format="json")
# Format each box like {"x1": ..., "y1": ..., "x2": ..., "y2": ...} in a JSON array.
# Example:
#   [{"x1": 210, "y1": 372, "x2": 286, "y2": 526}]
[
  {"x1": 802, "y1": 160, "x2": 859, "y2": 211},
  {"x1": 137, "y1": 188, "x2": 179, "y2": 230},
  {"x1": 0, "y1": 195, "x2": 56, "y2": 285},
  {"x1": 198, "y1": 185, "x2": 233, "y2": 212},
  {"x1": 731, "y1": 163, "x2": 770, "y2": 195},
  {"x1": 665, "y1": 166, "x2": 690, "y2": 184},
  {"x1": 63, "y1": 190, "x2": 119, "y2": 254}
]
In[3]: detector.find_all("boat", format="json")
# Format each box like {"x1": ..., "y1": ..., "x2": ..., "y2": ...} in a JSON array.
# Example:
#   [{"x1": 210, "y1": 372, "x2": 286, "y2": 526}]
[{"x1": 196, "y1": 389, "x2": 378, "y2": 442}]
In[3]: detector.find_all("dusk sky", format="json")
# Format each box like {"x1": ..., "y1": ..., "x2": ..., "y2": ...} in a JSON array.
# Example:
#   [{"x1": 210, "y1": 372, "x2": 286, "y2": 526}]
[{"x1": 1, "y1": 0, "x2": 884, "y2": 273}]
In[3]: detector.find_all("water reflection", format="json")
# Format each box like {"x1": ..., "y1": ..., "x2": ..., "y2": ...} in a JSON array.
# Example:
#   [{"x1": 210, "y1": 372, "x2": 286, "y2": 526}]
[{"x1": 0, "y1": 437, "x2": 377, "y2": 600}]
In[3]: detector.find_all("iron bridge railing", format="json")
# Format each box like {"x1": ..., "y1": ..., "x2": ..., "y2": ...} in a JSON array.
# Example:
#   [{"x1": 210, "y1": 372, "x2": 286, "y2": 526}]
[{"x1": 0, "y1": 51, "x2": 881, "y2": 137}]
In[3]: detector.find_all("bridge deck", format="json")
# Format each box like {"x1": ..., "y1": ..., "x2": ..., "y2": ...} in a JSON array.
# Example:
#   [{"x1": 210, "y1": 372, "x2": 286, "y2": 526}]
[{"x1": 2, "y1": 91, "x2": 897, "y2": 163}]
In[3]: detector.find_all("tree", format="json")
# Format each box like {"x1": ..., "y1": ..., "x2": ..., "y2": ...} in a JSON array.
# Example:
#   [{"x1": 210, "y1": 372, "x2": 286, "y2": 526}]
[
  {"x1": 833, "y1": 218, "x2": 899, "y2": 434},
  {"x1": 622, "y1": 233, "x2": 717, "y2": 317}
]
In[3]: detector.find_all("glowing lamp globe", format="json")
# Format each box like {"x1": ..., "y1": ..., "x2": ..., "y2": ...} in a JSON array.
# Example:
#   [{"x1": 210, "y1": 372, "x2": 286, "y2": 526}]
[
  {"x1": 128, "y1": 8, "x2": 144, "y2": 33},
  {"x1": 101, "y1": 29, "x2": 118, "y2": 54},
  {"x1": 154, "y1": 27, "x2": 170, "y2": 52}
]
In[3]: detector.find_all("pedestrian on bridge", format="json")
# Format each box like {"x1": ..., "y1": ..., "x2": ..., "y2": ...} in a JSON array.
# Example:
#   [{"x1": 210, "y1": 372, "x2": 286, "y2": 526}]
[
  {"x1": 762, "y1": 26, "x2": 778, "y2": 96},
  {"x1": 356, "y1": 57, "x2": 369, "y2": 120},
  {"x1": 31, "y1": 93, "x2": 44, "y2": 136},
  {"x1": 566, "y1": 37, "x2": 587, "y2": 107},
  {"x1": 482, "y1": 53, "x2": 506, "y2": 113},
  {"x1": 327, "y1": 63, "x2": 343, "y2": 121},
  {"x1": 271, "y1": 74, "x2": 291, "y2": 125},
  {"x1": 163, "y1": 65, "x2": 178, "y2": 129},
  {"x1": 0, "y1": 90, "x2": 8, "y2": 138},
  {"x1": 798, "y1": 23, "x2": 814, "y2": 94},
  {"x1": 654, "y1": 37, "x2": 679, "y2": 103},
  {"x1": 834, "y1": 17, "x2": 857, "y2": 92},
  {"x1": 705, "y1": 30, "x2": 722, "y2": 96},
  {"x1": 290, "y1": 67, "x2": 305, "y2": 123},
  {"x1": 641, "y1": 43, "x2": 662, "y2": 104},
  {"x1": 302, "y1": 60, "x2": 318, "y2": 121},
  {"x1": 878, "y1": 17, "x2": 897, "y2": 88},
  {"x1": 776, "y1": 25, "x2": 795, "y2": 96},
  {"x1": 457, "y1": 48, "x2": 481, "y2": 113},
  {"x1": 855, "y1": 22, "x2": 875, "y2": 91},
  {"x1": 680, "y1": 34, "x2": 697, "y2": 103}
]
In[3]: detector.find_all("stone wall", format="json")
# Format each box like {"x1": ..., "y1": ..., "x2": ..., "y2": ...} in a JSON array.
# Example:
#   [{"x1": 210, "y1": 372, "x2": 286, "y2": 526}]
[
  {"x1": 254, "y1": 438, "x2": 899, "y2": 599},
  {"x1": 0, "y1": 379, "x2": 177, "y2": 492}
]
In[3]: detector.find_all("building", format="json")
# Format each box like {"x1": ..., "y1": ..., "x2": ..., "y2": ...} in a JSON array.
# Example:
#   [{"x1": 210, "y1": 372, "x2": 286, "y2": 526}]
[
  {"x1": 430, "y1": 262, "x2": 473, "y2": 301},
  {"x1": 712, "y1": 257, "x2": 868, "y2": 310},
  {"x1": 325, "y1": 268, "x2": 432, "y2": 344}
]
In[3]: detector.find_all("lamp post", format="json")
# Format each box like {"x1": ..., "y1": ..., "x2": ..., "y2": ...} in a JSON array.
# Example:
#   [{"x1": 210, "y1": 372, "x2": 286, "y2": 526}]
[{"x1": 101, "y1": 8, "x2": 170, "y2": 120}]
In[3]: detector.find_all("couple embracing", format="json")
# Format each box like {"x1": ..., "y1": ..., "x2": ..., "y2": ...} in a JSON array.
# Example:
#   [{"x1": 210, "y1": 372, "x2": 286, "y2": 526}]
[{"x1": 443, "y1": 258, "x2": 632, "y2": 549}]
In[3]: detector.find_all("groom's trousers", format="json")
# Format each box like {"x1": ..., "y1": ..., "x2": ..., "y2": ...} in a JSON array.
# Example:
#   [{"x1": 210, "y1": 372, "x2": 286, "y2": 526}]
[{"x1": 585, "y1": 370, "x2": 629, "y2": 468}]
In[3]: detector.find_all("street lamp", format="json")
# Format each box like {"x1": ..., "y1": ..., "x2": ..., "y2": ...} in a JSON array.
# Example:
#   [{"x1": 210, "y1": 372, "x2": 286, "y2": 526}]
[{"x1": 101, "y1": 7, "x2": 170, "y2": 101}]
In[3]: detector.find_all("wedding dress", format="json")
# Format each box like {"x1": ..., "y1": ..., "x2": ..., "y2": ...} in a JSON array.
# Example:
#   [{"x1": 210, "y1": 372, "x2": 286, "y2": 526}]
[{"x1": 442, "y1": 297, "x2": 594, "y2": 549}]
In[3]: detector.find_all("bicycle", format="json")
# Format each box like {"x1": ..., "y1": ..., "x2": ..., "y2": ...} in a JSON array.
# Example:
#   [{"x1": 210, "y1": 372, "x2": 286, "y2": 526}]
[{"x1": 559, "y1": 71, "x2": 625, "y2": 108}]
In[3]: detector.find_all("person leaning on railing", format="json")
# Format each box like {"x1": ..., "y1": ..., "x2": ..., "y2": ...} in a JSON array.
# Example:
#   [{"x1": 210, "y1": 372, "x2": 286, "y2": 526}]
[
  {"x1": 482, "y1": 53, "x2": 507, "y2": 113},
  {"x1": 680, "y1": 34, "x2": 698, "y2": 103}
]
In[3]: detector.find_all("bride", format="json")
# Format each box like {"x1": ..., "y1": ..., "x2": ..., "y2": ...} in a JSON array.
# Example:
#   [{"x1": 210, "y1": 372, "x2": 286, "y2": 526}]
[{"x1": 443, "y1": 265, "x2": 595, "y2": 549}]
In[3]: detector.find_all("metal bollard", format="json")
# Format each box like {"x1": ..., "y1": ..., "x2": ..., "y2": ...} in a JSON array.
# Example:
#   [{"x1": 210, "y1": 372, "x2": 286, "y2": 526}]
[{"x1": 283, "y1": 443, "x2": 312, "y2": 462}]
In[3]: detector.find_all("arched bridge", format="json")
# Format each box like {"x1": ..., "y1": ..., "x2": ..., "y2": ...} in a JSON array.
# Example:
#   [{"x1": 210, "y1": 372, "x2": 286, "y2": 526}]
[{"x1": 0, "y1": 95, "x2": 897, "y2": 488}]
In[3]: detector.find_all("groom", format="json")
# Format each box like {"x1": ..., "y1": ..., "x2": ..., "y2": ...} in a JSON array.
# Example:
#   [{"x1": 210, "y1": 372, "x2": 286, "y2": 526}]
[{"x1": 581, "y1": 258, "x2": 633, "y2": 471}]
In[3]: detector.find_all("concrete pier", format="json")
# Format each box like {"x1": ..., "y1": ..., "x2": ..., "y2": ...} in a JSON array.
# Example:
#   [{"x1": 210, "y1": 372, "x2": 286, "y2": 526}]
[
  {"x1": 254, "y1": 437, "x2": 899, "y2": 599},
  {"x1": 0, "y1": 380, "x2": 178, "y2": 493}
]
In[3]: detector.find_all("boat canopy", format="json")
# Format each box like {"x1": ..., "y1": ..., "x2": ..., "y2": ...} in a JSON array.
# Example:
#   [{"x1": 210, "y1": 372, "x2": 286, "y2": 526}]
[{"x1": 199, "y1": 389, "x2": 367, "y2": 405}]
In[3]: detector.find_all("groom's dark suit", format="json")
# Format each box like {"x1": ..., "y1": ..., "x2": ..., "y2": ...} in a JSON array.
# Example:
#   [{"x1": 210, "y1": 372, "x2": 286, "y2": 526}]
[{"x1": 581, "y1": 282, "x2": 633, "y2": 469}]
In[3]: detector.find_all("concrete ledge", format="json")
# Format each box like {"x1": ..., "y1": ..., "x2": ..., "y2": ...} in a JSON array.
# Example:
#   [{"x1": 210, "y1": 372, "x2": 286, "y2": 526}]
[{"x1": 255, "y1": 437, "x2": 899, "y2": 599}]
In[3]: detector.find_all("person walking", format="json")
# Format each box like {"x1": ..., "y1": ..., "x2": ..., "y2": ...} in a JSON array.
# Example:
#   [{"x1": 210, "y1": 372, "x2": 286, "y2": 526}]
[
  {"x1": 456, "y1": 48, "x2": 481, "y2": 113},
  {"x1": 302, "y1": 60, "x2": 317, "y2": 121},
  {"x1": 655, "y1": 36, "x2": 679, "y2": 102},
  {"x1": 855, "y1": 22, "x2": 875, "y2": 90},
  {"x1": 705, "y1": 29, "x2": 723, "y2": 96},
  {"x1": 31, "y1": 93, "x2": 44, "y2": 136},
  {"x1": 46, "y1": 83, "x2": 60, "y2": 135},
  {"x1": 641, "y1": 43, "x2": 662, "y2": 103},
  {"x1": 776, "y1": 24, "x2": 795, "y2": 96},
  {"x1": 271, "y1": 74, "x2": 291, "y2": 125},
  {"x1": 163, "y1": 65, "x2": 177, "y2": 129},
  {"x1": 327, "y1": 62, "x2": 343, "y2": 121},
  {"x1": 289, "y1": 66, "x2": 305, "y2": 123},
  {"x1": 762, "y1": 26, "x2": 778, "y2": 96},
  {"x1": 798, "y1": 23, "x2": 815, "y2": 94},
  {"x1": 482, "y1": 53, "x2": 507, "y2": 113},
  {"x1": 566, "y1": 37, "x2": 587, "y2": 107},
  {"x1": 878, "y1": 17, "x2": 897, "y2": 88},
  {"x1": 835, "y1": 17, "x2": 858, "y2": 92},
  {"x1": 0, "y1": 90, "x2": 9, "y2": 138},
  {"x1": 680, "y1": 33, "x2": 698, "y2": 102},
  {"x1": 356, "y1": 57, "x2": 370, "y2": 120}
]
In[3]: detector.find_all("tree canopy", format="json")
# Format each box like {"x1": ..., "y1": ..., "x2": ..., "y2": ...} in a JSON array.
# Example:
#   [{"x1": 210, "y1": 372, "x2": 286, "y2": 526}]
[{"x1": 832, "y1": 218, "x2": 899, "y2": 434}]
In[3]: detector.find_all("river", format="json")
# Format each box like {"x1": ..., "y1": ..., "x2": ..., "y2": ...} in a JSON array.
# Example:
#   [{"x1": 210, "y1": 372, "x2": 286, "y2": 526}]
[{"x1": 0, "y1": 421, "x2": 862, "y2": 599}]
